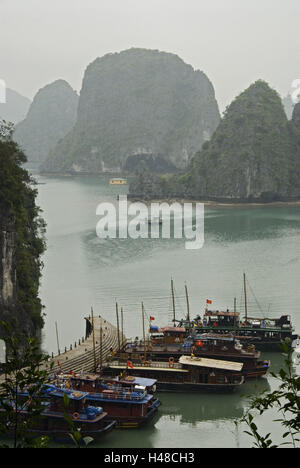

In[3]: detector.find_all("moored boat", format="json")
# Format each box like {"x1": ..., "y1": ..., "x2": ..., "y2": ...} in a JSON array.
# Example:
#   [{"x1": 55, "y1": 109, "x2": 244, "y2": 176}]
[
  {"x1": 121, "y1": 332, "x2": 270, "y2": 379},
  {"x1": 57, "y1": 373, "x2": 160, "y2": 429},
  {"x1": 103, "y1": 356, "x2": 245, "y2": 393},
  {"x1": 187, "y1": 310, "x2": 299, "y2": 351},
  {"x1": 1, "y1": 387, "x2": 116, "y2": 443}
]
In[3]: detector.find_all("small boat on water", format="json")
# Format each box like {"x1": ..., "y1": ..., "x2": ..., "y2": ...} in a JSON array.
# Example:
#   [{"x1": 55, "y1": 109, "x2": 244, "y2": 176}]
[
  {"x1": 109, "y1": 177, "x2": 127, "y2": 185},
  {"x1": 1, "y1": 387, "x2": 116, "y2": 443},
  {"x1": 103, "y1": 356, "x2": 245, "y2": 393},
  {"x1": 54, "y1": 373, "x2": 160, "y2": 429}
]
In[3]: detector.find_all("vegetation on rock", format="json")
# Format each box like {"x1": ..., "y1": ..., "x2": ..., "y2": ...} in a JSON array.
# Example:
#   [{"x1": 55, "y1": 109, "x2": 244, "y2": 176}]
[
  {"x1": 41, "y1": 48, "x2": 220, "y2": 174},
  {"x1": 13, "y1": 80, "x2": 78, "y2": 164},
  {"x1": 0, "y1": 120, "x2": 46, "y2": 343},
  {"x1": 130, "y1": 81, "x2": 300, "y2": 202}
]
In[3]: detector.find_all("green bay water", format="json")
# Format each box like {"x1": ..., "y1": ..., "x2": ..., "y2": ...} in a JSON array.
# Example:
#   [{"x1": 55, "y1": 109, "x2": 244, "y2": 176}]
[{"x1": 35, "y1": 173, "x2": 300, "y2": 448}]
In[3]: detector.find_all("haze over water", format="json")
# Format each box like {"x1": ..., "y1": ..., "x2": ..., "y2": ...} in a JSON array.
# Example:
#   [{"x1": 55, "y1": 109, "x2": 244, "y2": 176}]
[{"x1": 35, "y1": 173, "x2": 300, "y2": 448}]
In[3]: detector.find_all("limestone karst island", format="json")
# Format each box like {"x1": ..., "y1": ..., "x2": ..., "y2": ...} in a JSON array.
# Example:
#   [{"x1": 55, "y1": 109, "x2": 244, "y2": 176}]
[{"x1": 0, "y1": 0, "x2": 299, "y2": 453}]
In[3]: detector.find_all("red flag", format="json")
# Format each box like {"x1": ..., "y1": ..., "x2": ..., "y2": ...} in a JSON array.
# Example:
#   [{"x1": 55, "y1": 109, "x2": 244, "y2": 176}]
[
  {"x1": 206, "y1": 299, "x2": 212, "y2": 304},
  {"x1": 150, "y1": 316, "x2": 155, "y2": 321},
  {"x1": 127, "y1": 361, "x2": 134, "y2": 369}
]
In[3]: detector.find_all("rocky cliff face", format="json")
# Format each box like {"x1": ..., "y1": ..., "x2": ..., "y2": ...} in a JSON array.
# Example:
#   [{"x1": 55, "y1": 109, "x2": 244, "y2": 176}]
[
  {"x1": 0, "y1": 212, "x2": 16, "y2": 310},
  {"x1": 181, "y1": 81, "x2": 298, "y2": 201},
  {"x1": 0, "y1": 207, "x2": 38, "y2": 343},
  {"x1": 130, "y1": 81, "x2": 300, "y2": 202},
  {"x1": 13, "y1": 80, "x2": 78, "y2": 163},
  {"x1": 0, "y1": 123, "x2": 45, "y2": 344},
  {"x1": 41, "y1": 48, "x2": 220, "y2": 174}
]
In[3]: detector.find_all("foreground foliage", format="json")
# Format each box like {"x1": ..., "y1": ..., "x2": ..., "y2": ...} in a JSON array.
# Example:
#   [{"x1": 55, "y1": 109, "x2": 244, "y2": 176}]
[
  {"x1": 0, "y1": 120, "x2": 46, "y2": 341},
  {"x1": 238, "y1": 341, "x2": 300, "y2": 448}
]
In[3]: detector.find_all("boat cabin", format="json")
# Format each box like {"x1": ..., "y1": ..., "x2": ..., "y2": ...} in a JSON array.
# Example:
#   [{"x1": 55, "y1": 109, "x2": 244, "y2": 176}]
[
  {"x1": 62, "y1": 373, "x2": 160, "y2": 428},
  {"x1": 48, "y1": 388, "x2": 89, "y2": 415},
  {"x1": 148, "y1": 326, "x2": 186, "y2": 345},
  {"x1": 201, "y1": 310, "x2": 240, "y2": 328},
  {"x1": 105, "y1": 356, "x2": 244, "y2": 392}
]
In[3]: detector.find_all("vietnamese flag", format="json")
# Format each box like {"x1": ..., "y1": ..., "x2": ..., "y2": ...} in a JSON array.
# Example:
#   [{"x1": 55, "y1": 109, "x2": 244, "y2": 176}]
[
  {"x1": 127, "y1": 361, "x2": 134, "y2": 369},
  {"x1": 206, "y1": 299, "x2": 212, "y2": 304},
  {"x1": 150, "y1": 316, "x2": 155, "y2": 321}
]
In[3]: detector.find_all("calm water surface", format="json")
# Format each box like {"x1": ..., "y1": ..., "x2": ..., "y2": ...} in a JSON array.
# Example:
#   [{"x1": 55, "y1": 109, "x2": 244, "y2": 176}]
[{"x1": 34, "y1": 173, "x2": 300, "y2": 448}]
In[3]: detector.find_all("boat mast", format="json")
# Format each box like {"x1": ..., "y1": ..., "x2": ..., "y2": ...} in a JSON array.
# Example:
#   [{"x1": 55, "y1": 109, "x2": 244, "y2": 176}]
[
  {"x1": 142, "y1": 302, "x2": 146, "y2": 361},
  {"x1": 91, "y1": 307, "x2": 97, "y2": 372},
  {"x1": 243, "y1": 273, "x2": 248, "y2": 322},
  {"x1": 55, "y1": 321, "x2": 60, "y2": 356},
  {"x1": 185, "y1": 283, "x2": 190, "y2": 325},
  {"x1": 121, "y1": 307, "x2": 124, "y2": 349},
  {"x1": 171, "y1": 278, "x2": 176, "y2": 326},
  {"x1": 99, "y1": 326, "x2": 103, "y2": 371},
  {"x1": 234, "y1": 297, "x2": 237, "y2": 337},
  {"x1": 116, "y1": 302, "x2": 120, "y2": 353}
]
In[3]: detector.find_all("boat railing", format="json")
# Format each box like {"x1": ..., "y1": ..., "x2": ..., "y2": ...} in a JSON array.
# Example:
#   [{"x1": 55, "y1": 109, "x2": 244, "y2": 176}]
[
  {"x1": 109, "y1": 360, "x2": 182, "y2": 370},
  {"x1": 93, "y1": 390, "x2": 147, "y2": 401}
]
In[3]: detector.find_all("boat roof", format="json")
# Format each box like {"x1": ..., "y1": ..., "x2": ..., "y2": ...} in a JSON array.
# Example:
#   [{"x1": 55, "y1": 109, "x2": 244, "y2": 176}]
[
  {"x1": 245, "y1": 316, "x2": 285, "y2": 321},
  {"x1": 179, "y1": 356, "x2": 243, "y2": 372},
  {"x1": 115, "y1": 376, "x2": 157, "y2": 387},
  {"x1": 49, "y1": 389, "x2": 88, "y2": 401},
  {"x1": 158, "y1": 327, "x2": 186, "y2": 333},
  {"x1": 109, "y1": 363, "x2": 188, "y2": 373},
  {"x1": 204, "y1": 310, "x2": 240, "y2": 317}
]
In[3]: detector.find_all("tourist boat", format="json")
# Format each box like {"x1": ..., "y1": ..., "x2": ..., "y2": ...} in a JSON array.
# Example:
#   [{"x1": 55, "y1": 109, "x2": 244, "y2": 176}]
[
  {"x1": 1, "y1": 387, "x2": 116, "y2": 443},
  {"x1": 165, "y1": 276, "x2": 299, "y2": 351},
  {"x1": 109, "y1": 177, "x2": 127, "y2": 185},
  {"x1": 186, "y1": 310, "x2": 299, "y2": 351},
  {"x1": 121, "y1": 332, "x2": 270, "y2": 379},
  {"x1": 103, "y1": 356, "x2": 245, "y2": 393},
  {"x1": 54, "y1": 373, "x2": 161, "y2": 429}
]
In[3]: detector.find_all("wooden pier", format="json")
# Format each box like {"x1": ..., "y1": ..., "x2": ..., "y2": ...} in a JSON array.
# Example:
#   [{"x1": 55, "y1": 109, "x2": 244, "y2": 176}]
[{"x1": 46, "y1": 315, "x2": 126, "y2": 375}]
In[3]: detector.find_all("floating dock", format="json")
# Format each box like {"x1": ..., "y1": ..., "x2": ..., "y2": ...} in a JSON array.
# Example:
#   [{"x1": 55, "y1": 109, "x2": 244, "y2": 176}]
[{"x1": 46, "y1": 315, "x2": 126, "y2": 375}]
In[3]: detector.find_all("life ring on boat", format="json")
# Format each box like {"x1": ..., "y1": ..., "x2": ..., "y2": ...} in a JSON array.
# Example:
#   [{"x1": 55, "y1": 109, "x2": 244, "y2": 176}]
[
  {"x1": 168, "y1": 357, "x2": 175, "y2": 368},
  {"x1": 72, "y1": 412, "x2": 80, "y2": 420}
]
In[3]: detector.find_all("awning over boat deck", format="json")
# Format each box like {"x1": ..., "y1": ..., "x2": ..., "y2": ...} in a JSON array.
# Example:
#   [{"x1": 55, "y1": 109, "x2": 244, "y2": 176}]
[
  {"x1": 179, "y1": 356, "x2": 243, "y2": 372},
  {"x1": 204, "y1": 310, "x2": 239, "y2": 317},
  {"x1": 115, "y1": 376, "x2": 157, "y2": 387}
]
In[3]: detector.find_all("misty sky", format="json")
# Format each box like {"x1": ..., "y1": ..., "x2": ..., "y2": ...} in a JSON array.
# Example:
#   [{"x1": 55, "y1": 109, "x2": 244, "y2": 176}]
[{"x1": 0, "y1": 0, "x2": 299, "y2": 111}]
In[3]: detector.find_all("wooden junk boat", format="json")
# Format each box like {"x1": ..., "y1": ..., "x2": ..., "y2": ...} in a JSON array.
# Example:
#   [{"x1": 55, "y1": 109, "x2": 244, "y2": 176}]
[
  {"x1": 164, "y1": 276, "x2": 298, "y2": 351},
  {"x1": 103, "y1": 356, "x2": 245, "y2": 393},
  {"x1": 55, "y1": 373, "x2": 160, "y2": 429},
  {"x1": 2, "y1": 387, "x2": 116, "y2": 443},
  {"x1": 122, "y1": 330, "x2": 270, "y2": 379},
  {"x1": 186, "y1": 310, "x2": 298, "y2": 351}
]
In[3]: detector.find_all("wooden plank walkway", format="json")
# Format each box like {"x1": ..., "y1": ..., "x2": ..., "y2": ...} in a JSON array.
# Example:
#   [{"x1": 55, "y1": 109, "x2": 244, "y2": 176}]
[
  {"x1": 0, "y1": 316, "x2": 126, "y2": 382},
  {"x1": 46, "y1": 316, "x2": 126, "y2": 375}
]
